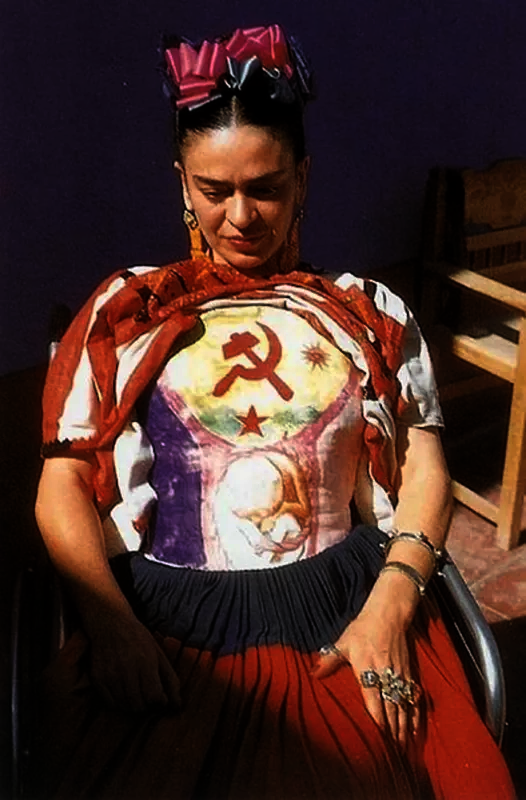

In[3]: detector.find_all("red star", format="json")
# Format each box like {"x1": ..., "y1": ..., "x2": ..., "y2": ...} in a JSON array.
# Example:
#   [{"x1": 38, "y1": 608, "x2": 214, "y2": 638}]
[{"x1": 236, "y1": 405, "x2": 268, "y2": 436}]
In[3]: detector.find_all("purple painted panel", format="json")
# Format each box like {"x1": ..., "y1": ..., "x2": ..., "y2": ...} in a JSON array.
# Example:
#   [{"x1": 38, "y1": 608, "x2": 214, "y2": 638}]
[{"x1": 145, "y1": 387, "x2": 206, "y2": 568}]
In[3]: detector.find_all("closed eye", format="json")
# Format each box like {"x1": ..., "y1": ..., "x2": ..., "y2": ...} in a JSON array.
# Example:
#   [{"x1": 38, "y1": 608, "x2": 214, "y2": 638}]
[
  {"x1": 248, "y1": 185, "x2": 281, "y2": 199},
  {"x1": 202, "y1": 189, "x2": 230, "y2": 201},
  {"x1": 193, "y1": 169, "x2": 290, "y2": 203}
]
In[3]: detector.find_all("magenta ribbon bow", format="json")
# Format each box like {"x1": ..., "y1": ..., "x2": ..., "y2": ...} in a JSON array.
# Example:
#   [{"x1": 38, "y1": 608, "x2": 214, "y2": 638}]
[{"x1": 165, "y1": 25, "x2": 294, "y2": 109}]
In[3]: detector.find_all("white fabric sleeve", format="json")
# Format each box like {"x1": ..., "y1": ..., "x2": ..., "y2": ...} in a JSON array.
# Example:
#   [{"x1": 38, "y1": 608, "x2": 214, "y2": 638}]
[
  {"x1": 336, "y1": 273, "x2": 443, "y2": 428},
  {"x1": 396, "y1": 309, "x2": 444, "y2": 428},
  {"x1": 54, "y1": 265, "x2": 160, "y2": 443}
]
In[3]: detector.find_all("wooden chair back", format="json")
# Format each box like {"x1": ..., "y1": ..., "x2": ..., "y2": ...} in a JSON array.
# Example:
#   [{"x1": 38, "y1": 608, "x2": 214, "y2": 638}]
[{"x1": 421, "y1": 159, "x2": 526, "y2": 549}]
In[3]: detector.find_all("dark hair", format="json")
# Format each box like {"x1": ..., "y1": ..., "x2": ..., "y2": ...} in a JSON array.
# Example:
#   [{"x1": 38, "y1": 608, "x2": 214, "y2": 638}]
[
  {"x1": 161, "y1": 27, "x2": 313, "y2": 164},
  {"x1": 174, "y1": 94, "x2": 307, "y2": 164}
]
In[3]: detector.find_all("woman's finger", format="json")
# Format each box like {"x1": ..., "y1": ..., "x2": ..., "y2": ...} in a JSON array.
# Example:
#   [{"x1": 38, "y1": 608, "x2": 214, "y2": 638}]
[
  {"x1": 381, "y1": 671, "x2": 417, "y2": 748},
  {"x1": 138, "y1": 661, "x2": 171, "y2": 709},
  {"x1": 313, "y1": 646, "x2": 389, "y2": 732},
  {"x1": 358, "y1": 663, "x2": 415, "y2": 746},
  {"x1": 131, "y1": 645, "x2": 181, "y2": 711},
  {"x1": 382, "y1": 693, "x2": 399, "y2": 742},
  {"x1": 397, "y1": 705, "x2": 408, "y2": 749},
  {"x1": 393, "y1": 661, "x2": 421, "y2": 742},
  {"x1": 361, "y1": 686, "x2": 388, "y2": 733},
  {"x1": 121, "y1": 662, "x2": 149, "y2": 712},
  {"x1": 387, "y1": 662, "x2": 409, "y2": 748},
  {"x1": 157, "y1": 651, "x2": 182, "y2": 709},
  {"x1": 91, "y1": 655, "x2": 126, "y2": 710},
  {"x1": 311, "y1": 649, "x2": 347, "y2": 679},
  {"x1": 411, "y1": 700, "x2": 420, "y2": 736}
]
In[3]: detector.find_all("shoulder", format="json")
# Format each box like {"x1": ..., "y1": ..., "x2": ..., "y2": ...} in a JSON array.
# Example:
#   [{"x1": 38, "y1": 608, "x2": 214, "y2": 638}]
[
  {"x1": 333, "y1": 272, "x2": 410, "y2": 326},
  {"x1": 85, "y1": 265, "x2": 162, "y2": 306},
  {"x1": 85, "y1": 261, "x2": 194, "y2": 312}
]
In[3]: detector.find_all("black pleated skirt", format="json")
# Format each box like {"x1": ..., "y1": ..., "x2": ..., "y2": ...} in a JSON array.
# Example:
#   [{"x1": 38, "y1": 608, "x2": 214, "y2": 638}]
[{"x1": 110, "y1": 524, "x2": 388, "y2": 657}]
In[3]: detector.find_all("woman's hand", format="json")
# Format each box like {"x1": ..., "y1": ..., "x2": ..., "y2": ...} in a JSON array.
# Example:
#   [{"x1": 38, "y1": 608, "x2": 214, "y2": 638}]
[
  {"x1": 86, "y1": 610, "x2": 181, "y2": 713},
  {"x1": 313, "y1": 569, "x2": 421, "y2": 749},
  {"x1": 36, "y1": 456, "x2": 180, "y2": 713},
  {"x1": 320, "y1": 426, "x2": 450, "y2": 747}
]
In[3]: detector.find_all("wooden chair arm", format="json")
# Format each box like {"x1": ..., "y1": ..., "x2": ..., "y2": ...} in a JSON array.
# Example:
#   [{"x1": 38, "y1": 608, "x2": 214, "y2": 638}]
[{"x1": 424, "y1": 261, "x2": 526, "y2": 314}]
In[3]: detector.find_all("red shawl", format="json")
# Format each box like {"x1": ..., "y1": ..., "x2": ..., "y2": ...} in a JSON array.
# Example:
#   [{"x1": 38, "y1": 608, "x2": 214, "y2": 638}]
[{"x1": 42, "y1": 257, "x2": 407, "y2": 512}]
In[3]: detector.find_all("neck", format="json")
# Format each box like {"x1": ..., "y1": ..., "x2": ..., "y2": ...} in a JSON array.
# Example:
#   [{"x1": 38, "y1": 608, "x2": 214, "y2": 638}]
[{"x1": 210, "y1": 243, "x2": 297, "y2": 280}]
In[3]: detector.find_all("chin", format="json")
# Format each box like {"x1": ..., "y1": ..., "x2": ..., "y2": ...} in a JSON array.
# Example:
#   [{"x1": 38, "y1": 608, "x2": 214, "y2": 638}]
[{"x1": 222, "y1": 249, "x2": 275, "y2": 274}]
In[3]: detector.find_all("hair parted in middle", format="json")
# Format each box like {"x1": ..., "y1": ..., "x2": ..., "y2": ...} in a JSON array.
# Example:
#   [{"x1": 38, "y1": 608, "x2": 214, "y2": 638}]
[{"x1": 160, "y1": 25, "x2": 314, "y2": 163}]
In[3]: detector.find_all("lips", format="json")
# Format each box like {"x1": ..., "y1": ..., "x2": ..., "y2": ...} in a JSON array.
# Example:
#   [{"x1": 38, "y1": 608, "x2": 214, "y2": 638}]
[{"x1": 226, "y1": 234, "x2": 266, "y2": 252}]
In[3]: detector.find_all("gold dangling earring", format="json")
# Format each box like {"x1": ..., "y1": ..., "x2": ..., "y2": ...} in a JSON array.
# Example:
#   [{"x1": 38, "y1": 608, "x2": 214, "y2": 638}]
[
  {"x1": 183, "y1": 208, "x2": 207, "y2": 260},
  {"x1": 278, "y1": 208, "x2": 304, "y2": 273}
]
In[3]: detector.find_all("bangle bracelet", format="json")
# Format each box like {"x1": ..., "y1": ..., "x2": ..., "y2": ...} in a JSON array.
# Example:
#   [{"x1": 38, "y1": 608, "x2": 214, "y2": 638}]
[
  {"x1": 380, "y1": 561, "x2": 427, "y2": 596},
  {"x1": 383, "y1": 531, "x2": 443, "y2": 564}
]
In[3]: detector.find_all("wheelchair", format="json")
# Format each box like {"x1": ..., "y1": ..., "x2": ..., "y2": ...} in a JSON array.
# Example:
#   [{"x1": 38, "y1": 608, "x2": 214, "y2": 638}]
[
  {"x1": 9, "y1": 305, "x2": 507, "y2": 798},
  {"x1": 10, "y1": 545, "x2": 506, "y2": 799}
]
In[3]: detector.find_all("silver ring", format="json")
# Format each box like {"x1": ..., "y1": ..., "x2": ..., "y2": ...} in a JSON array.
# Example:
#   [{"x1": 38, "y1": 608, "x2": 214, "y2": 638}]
[
  {"x1": 360, "y1": 669, "x2": 381, "y2": 689},
  {"x1": 319, "y1": 643, "x2": 346, "y2": 661},
  {"x1": 378, "y1": 667, "x2": 421, "y2": 708}
]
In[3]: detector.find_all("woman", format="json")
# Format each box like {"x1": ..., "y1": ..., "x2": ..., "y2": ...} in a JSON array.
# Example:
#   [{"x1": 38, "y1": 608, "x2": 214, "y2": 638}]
[{"x1": 34, "y1": 24, "x2": 514, "y2": 799}]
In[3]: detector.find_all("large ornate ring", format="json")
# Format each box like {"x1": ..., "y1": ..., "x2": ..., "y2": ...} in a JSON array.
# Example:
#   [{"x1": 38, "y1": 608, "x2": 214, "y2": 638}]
[
  {"x1": 378, "y1": 667, "x2": 421, "y2": 708},
  {"x1": 319, "y1": 643, "x2": 346, "y2": 661},
  {"x1": 360, "y1": 669, "x2": 381, "y2": 689}
]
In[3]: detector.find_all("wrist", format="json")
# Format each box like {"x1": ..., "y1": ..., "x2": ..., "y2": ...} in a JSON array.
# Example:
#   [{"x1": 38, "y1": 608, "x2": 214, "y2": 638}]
[
  {"x1": 382, "y1": 538, "x2": 436, "y2": 584},
  {"x1": 73, "y1": 585, "x2": 137, "y2": 637},
  {"x1": 366, "y1": 569, "x2": 420, "y2": 629},
  {"x1": 381, "y1": 560, "x2": 426, "y2": 596},
  {"x1": 384, "y1": 530, "x2": 442, "y2": 572}
]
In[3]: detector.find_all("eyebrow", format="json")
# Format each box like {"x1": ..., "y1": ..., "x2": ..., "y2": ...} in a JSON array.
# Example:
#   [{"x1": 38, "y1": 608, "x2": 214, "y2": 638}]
[{"x1": 192, "y1": 169, "x2": 289, "y2": 188}]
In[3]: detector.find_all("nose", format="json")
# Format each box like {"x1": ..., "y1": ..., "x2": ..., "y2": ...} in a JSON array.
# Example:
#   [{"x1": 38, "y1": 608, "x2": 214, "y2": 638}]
[{"x1": 227, "y1": 193, "x2": 257, "y2": 230}]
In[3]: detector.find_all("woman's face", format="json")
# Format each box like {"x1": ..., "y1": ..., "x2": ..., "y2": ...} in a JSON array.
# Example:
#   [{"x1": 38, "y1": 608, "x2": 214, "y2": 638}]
[{"x1": 178, "y1": 124, "x2": 308, "y2": 274}]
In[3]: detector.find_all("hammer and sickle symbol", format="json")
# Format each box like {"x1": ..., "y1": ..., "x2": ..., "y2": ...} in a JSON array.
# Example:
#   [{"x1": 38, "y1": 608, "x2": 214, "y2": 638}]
[{"x1": 213, "y1": 322, "x2": 294, "y2": 401}]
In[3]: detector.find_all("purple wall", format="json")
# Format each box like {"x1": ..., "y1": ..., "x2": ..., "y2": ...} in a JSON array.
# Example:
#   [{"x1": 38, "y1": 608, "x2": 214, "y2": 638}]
[{"x1": 2, "y1": 0, "x2": 525, "y2": 374}]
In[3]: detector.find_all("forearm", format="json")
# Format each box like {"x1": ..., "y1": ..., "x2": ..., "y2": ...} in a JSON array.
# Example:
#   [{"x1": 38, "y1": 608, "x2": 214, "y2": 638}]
[
  {"x1": 35, "y1": 457, "x2": 136, "y2": 635},
  {"x1": 390, "y1": 424, "x2": 451, "y2": 579},
  {"x1": 364, "y1": 426, "x2": 452, "y2": 626},
  {"x1": 36, "y1": 456, "x2": 181, "y2": 711}
]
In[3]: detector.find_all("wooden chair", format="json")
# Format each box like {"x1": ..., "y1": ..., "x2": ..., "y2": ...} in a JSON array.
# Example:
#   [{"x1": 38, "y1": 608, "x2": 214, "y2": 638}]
[{"x1": 421, "y1": 159, "x2": 526, "y2": 550}]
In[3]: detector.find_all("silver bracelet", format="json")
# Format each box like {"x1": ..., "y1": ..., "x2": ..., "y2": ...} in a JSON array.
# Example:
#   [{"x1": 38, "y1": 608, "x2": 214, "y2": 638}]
[
  {"x1": 379, "y1": 561, "x2": 427, "y2": 596},
  {"x1": 383, "y1": 531, "x2": 443, "y2": 565}
]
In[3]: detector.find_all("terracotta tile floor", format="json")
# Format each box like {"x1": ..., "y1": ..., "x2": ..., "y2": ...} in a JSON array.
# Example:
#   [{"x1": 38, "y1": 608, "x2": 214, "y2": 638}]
[
  {"x1": 443, "y1": 394, "x2": 526, "y2": 797},
  {"x1": 448, "y1": 499, "x2": 526, "y2": 617}
]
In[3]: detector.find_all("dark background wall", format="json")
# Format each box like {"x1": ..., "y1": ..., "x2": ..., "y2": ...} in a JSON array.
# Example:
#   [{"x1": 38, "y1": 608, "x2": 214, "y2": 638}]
[
  {"x1": 1, "y1": 3, "x2": 526, "y2": 793},
  {"x1": 2, "y1": 0, "x2": 526, "y2": 375}
]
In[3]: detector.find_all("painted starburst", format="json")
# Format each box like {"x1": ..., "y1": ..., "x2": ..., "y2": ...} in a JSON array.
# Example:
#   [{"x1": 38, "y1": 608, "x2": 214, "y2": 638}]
[{"x1": 302, "y1": 342, "x2": 330, "y2": 370}]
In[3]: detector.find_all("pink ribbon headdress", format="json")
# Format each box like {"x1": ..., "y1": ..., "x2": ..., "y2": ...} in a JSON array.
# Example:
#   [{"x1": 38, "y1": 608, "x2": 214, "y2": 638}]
[{"x1": 162, "y1": 24, "x2": 313, "y2": 111}]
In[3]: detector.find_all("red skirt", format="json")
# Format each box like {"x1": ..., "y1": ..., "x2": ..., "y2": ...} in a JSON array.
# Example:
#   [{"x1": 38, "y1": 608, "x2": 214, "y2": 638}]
[{"x1": 33, "y1": 527, "x2": 515, "y2": 799}]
